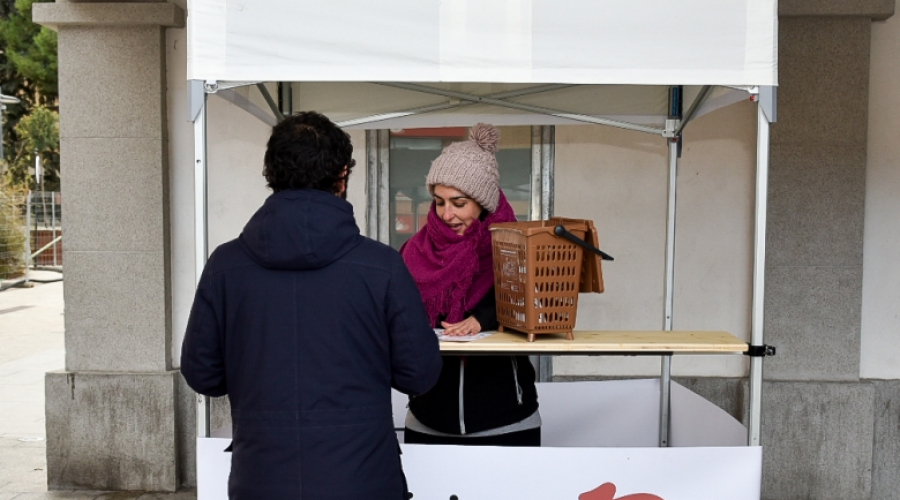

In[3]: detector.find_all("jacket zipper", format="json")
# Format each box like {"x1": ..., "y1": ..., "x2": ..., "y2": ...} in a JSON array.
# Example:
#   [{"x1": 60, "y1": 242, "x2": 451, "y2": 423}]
[
  {"x1": 459, "y1": 357, "x2": 467, "y2": 434},
  {"x1": 511, "y1": 358, "x2": 523, "y2": 405}
]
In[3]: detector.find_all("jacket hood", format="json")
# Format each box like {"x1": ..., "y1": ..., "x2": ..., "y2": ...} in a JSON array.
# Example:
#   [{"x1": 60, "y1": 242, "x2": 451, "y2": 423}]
[{"x1": 238, "y1": 189, "x2": 361, "y2": 270}]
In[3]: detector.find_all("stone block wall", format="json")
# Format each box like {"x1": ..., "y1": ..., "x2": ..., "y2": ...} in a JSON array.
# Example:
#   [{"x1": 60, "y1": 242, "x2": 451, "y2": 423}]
[{"x1": 33, "y1": 2, "x2": 186, "y2": 492}]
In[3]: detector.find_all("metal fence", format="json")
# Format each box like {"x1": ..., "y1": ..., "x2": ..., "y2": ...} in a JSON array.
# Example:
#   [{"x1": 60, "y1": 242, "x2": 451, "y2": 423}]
[
  {"x1": 0, "y1": 190, "x2": 63, "y2": 284},
  {"x1": 0, "y1": 189, "x2": 28, "y2": 281},
  {"x1": 29, "y1": 191, "x2": 63, "y2": 267}
]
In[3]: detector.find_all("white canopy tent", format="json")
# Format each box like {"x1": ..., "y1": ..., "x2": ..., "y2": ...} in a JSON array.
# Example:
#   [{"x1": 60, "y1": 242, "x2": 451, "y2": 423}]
[
  {"x1": 186, "y1": 0, "x2": 777, "y2": 467},
  {"x1": 187, "y1": 0, "x2": 776, "y2": 131}
]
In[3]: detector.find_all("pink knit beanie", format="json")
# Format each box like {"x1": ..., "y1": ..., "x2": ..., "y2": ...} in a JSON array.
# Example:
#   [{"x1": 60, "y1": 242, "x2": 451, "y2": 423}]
[{"x1": 426, "y1": 124, "x2": 501, "y2": 213}]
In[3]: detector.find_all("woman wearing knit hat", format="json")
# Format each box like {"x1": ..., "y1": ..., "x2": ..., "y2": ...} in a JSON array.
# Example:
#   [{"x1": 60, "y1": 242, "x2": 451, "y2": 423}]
[{"x1": 400, "y1": 124, "x2": 541, "y2": 446}]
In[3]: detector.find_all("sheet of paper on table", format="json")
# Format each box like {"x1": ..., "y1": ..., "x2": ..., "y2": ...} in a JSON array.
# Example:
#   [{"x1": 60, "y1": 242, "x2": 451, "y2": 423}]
[{"x1": 433, "y1": 328, "x2": 495, "y2": 342}]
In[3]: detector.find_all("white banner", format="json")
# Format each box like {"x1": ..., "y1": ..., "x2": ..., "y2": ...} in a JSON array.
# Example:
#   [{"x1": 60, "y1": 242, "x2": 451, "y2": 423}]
[
  {"x1": 402, "y1": 444, "x2": 761, "y2": 500},
  {"x1": 199, "y1": 438, "x2": 761, "y2": 500},
  {"x1": 200, "y1": 381, "x2": 761, "y2": 500},
  {"x1": 187, "y1": 0, "x2": 777, "y2": 86}
]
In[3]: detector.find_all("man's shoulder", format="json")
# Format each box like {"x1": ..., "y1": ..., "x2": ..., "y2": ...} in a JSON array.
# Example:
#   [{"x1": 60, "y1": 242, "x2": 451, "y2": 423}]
[
  {"x1": 205, "y1": 238, "x2": 254, "y2": 275},
  {"x1": 341, "y1": 236, "x2": 404, "y2": 272}
]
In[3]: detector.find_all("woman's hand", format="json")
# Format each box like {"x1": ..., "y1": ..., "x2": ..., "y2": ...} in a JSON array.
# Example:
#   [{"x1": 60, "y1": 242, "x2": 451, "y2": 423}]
[{"x1": 440, "y1": 317, "x2": 482, "y2": 336}]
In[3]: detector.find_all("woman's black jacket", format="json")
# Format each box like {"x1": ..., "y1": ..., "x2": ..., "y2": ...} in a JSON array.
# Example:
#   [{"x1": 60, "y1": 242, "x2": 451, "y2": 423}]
[{"x1": 408, "y1": 289, "x2": 539, "y2": 434}]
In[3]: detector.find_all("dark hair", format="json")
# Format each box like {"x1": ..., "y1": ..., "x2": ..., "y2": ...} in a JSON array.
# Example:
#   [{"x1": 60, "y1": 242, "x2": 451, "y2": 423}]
[{"x1": 263, "y1": 111, "x2": 356, "y2": 193}]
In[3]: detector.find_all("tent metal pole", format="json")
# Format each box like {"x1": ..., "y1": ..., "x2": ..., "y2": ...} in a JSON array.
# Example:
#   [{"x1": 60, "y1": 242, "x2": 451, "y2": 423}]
[
  {"x1": 365, "y1": 131, "x2": 379, "y2": 239},
  {"x1": 278, "y1": 82, "x2": 293, "y2": 116},
  {"x1": 526, "y1": 125, "x2": 558, "y2": 380},
  {"x1": 537, "y1": 126, "x2": 556, "y2": 382},
  {"x1": 674, "y1": 85, "x2": 713, "y2": 136},
  {"x1": 255, "y1": 83, "x2": 284, "y2": 123},
  {"x1": 215, "y1": 89, "x2": 278, "y2": 127},
  {"x1": 748, "y1": 103, "x2": 770, "y2": 446},
  {"x1": 338, "y1": 84, "x2": 573, "y2": 128},
  {"x1": 659, "y1": 359, "x2": 672, "y2": 448},
  {"x1": 365, "y1": 130, "x2": 391, "y2": 243},
  {"x1": 376, "y1": 82, "x2": 664, "y2": 136},
  {"x1": 659, "y1": 137, "x2": 679, "y2": 447},
  {"x1": 193, "y1": 87, "x2": 211, "y2": 439},
  {"x1": 541, "y1": 126, "x2": 555, "y2": 221},
  {"x1": 340, "y1": 104, "x2": 471, "y2": 129},
  {"x1": 377, "y1": 131, "x2": 391, "y2": 243},
  {"x1": 529, "y1": 126, "x2": 543, "y2": 380},
  {"x1": 364, "y1": 130, "x2": 391, "y2": 242},
  {"x1": 530, "y1": 126, "x2": 543, "y2": 221}
]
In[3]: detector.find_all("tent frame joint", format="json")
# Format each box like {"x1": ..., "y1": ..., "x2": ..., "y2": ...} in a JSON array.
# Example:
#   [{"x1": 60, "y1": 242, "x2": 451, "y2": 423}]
[{"x1": 663, "y1": 118, "x2": 679, "y2": 139}]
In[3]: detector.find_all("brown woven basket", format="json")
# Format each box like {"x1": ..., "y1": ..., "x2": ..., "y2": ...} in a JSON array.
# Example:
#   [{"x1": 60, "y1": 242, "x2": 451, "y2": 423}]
[{"x1": 490, "y1": 218, "x2": 602, "y2": 342}]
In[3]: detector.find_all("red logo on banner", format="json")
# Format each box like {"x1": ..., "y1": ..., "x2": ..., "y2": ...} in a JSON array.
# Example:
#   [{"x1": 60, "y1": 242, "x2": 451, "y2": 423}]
[{"x1": 579, "y1": 482, "x2": 664, "y2": 500}]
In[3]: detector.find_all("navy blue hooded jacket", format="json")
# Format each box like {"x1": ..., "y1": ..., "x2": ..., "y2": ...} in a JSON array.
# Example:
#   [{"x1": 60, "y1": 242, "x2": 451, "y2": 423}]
[{"x1": 181, "y1": 189, "x2": 442, "y2": 500}]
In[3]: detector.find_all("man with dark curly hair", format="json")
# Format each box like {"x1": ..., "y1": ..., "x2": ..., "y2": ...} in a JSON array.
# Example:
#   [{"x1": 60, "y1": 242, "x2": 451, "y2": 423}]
[
  {"x1": 182, "y1": 111, "x2": 442, "y2": 500},
  {"x1": 262, "y1": 111, "x2": 356, "y2": 196}
]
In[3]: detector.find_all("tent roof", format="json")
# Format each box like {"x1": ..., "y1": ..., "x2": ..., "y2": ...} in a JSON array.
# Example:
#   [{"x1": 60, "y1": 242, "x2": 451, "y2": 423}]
[
  {"x1": 187, "y1": 0, "x2": 777, "y2": 87},
  {"x1": 288, "y1": 82, "x2": 749, "y2": 130}
]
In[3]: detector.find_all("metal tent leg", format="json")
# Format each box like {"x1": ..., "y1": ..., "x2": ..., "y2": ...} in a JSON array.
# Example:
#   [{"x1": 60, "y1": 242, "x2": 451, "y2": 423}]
[
  {"x1": 192, "y1": 82, "x2": 211, "y2": 439},
  {"x1": 748, "y1": 102, "x2": 771, "y2": 446},
  {"x1": 659, "y1": 137, "x2": 679, "y2": 447},
  {"x1": 659, "y1": 355, "x2": 672, "y2": 447},
  {"x1": 531, "y1": 126, "x2": 556, "y2": 382}
]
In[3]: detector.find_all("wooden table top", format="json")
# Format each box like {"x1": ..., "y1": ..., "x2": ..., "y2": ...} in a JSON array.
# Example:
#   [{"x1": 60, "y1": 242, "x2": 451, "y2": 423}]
[{"x1": 439, "y1": 330, "x2": 748, "y2": 355}]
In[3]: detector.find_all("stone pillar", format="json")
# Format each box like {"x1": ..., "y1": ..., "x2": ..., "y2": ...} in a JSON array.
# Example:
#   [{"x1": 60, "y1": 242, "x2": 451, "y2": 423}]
[
  {"x1": 33, "y1": 2, "x2": 185, "y2": 491},
  {"x1": 762, "y1": 2, "x2": 893, "y2": 499}
]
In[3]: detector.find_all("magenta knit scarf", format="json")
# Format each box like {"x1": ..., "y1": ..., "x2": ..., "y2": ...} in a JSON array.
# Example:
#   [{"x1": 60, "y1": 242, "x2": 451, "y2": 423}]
[{"x1": 401, "y1": 191, "x2": 517, "y2": 325}]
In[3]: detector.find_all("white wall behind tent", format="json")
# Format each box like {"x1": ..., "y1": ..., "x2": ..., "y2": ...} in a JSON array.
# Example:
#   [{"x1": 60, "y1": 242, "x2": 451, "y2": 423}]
[
  {"x1": 552, "y1": 101, "x2": 756, "y2": 378},
  {"x1": 205, "y1": 96, "x2": 270, "y2": 249}
]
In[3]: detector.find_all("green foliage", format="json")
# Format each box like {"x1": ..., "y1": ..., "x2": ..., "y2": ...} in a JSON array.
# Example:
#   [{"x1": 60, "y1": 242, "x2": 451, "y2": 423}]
[
  {"x1": 0, "y1": 179, "x2": 26, "y2": 279},
  {"x1": 15, "y1": 104, "x2": 57, "y2": 152},
  {"x1": 0, "y1": 0, "x2": 57, "y2": 97},
  {"x1": 6, "y1": 105, "x2": 59, "y2": 190},
  {"x1": 1, "y1": 0, "x2": 58, "y2": 170}
]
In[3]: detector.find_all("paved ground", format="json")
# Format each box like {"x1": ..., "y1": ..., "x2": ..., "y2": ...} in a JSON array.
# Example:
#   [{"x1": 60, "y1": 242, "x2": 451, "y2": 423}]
[{"x1": 0, "y1": 272, "x2": 195, "y2": 500}]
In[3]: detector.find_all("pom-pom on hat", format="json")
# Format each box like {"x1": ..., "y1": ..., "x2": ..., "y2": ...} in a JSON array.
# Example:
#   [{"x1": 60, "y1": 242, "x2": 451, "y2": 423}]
[{"x1": 426, "y1": 123, "x2": 501, "y2": 213}]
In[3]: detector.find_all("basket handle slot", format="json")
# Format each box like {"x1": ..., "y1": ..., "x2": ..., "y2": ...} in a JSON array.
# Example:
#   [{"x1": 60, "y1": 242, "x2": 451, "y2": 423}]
[{"x1": 553, "y1": 225, "x2": 615, "y2": 261}]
